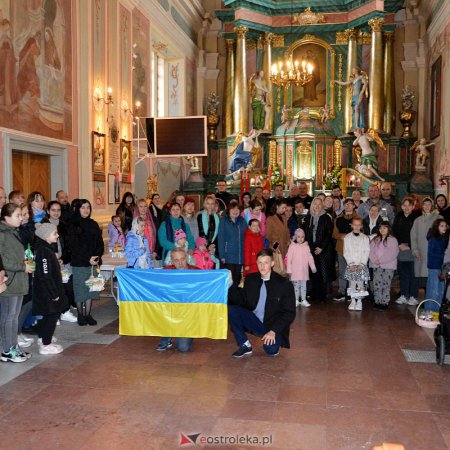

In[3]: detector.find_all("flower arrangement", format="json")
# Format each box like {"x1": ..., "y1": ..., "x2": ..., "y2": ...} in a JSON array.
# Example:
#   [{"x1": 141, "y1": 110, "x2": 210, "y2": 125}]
[
  {"x1": 269, "y1": 163, "x2": 285, "y2": 189},
  {"x1": 323, "y1": 165, "x2": 343, "y2": 190}
]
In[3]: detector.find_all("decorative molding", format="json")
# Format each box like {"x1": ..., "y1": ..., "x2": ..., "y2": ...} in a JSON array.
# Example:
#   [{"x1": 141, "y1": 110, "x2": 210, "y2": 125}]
[
  {"x1": 152, "y1": 40, "x2": 168, "y2": 53},
  {"x1": 225, "y1": 39, "x2": 234, "y2": 50},
  {"x1": 234, "y1": 25, "x2": 248, "y2": 38},
  {"x1": 335, "y1": 31, "x2": 347, "y2": 45},
  {"x1": 384, "y1": 30, "x2": 395, "y2": 43},
  {"x1": 368, "y1": 17, "x2": 384, "y2": 33},
  {"x1": 272, "y1": 34, "x2": 285, "y2": 48},
  {"x1": 246, "y1": 40, "x2": 257, "y2": 51},
  {"x1": 286, "y1": 144, "x2": 293, "y2": 183},
  {"x1": 292, "y1": 7, "x2": 325, "y2": 26},
  {"x1": 338, "y1": 54, "x2": 343, "y2": 112},
  {"x1": 263, "y1": 32, "x2": 274, "y2": 45},
  {"x1": 269, "y1": 140, "x2": 276, "y2": 167},
  {"x1": 358, "y1": 32, "x2": 372, "y2": 44}
]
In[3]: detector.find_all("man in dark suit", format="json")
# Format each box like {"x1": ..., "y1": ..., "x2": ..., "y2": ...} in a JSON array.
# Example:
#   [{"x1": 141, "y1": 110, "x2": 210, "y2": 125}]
[{"x1": 228, "y1": 249, "x2": 296, "y2": 357}]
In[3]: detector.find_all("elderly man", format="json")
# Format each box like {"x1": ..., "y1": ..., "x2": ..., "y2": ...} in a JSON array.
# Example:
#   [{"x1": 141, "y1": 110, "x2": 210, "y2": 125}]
[
  {"x1": 298, "y1": 181, "x2": 313, "y2": 209},
  {"x1": 156, "y1": 247, "x2": 199, "y2": 352},
  {"x1": 357, "y1": 184, "x2": 394, "y2": 222},
  {"x1": 287, "y1": 184, "x2": 300, "y2": 207},
  {"x1": 56, "y1": 190, "x2": 72, "y2": 222},
  {"x1": 228, "y1": 249, "x2": 296, "y2": 358}
]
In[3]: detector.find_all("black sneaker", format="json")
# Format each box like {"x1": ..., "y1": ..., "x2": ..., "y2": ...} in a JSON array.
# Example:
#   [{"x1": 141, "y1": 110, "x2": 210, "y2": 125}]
[
  {"x1": 333, "y1": 294, "x2": 346, "y2": 302},
  {"x1": 77, "y1": 315, "x2": 87, "y2": 326},
  {"x1": 373, "y1": 303, "x2": 388, "y2": 311},
  {"x1": 86, "y1": 315, "x2": 97, "y2": 326},
  {"x1": 232, "y1": 345, "x2": 252, "y2": 358}
]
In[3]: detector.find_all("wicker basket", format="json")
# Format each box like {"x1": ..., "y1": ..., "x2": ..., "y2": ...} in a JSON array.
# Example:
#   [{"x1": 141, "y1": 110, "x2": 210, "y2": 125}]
[
  {"x1": 85, "y1": 265, "x2": 105, "y2": 292},
  {"x1": 415, "y1": 299, "x2": 440, "y2": 329}
]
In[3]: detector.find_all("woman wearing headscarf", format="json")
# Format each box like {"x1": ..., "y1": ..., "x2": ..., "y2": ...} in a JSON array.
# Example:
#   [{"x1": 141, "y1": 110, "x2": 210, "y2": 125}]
[{"x1": 124, "y1": 217, "x2": 153, "y2": 269}]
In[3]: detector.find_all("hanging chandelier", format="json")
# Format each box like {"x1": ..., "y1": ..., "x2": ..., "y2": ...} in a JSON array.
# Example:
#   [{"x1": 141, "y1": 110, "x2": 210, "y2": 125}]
[{"x1": 270, "y1": 57, "x2": 314, "y2": 87}]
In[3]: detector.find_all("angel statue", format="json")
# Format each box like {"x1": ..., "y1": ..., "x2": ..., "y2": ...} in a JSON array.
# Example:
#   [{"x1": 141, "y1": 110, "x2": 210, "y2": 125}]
[
  {"x1": 249, "y1": 70, "x2": 271, "y2": 131},
  {"x1": 332, "y1": 67, "x2": 368, "y2": 130},
  {"x1": 353, "y1": 128, "x2": 385, "y2": 181},
  {"x1": 411, "y1": 138, "x2": 434, "y2": 171},
  {"x1": 281, "y1": 104, "x2": 292, "y2": 124},
  {"x1": 228, "y1": 129, "x2": 262, "y2": 175}
]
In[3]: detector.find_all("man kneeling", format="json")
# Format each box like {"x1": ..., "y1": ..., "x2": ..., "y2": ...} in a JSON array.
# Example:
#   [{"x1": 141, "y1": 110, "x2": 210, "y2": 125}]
[{"x1": 228, "y1": 249, "x2": 296, "y2": 357}]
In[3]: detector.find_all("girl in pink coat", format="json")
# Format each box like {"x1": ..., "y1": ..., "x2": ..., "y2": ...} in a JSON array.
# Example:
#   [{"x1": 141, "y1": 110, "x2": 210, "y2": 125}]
[
  {"x1": 286, "y1": 228, "x2": 317, "y2": 308},
  {"x1": 193, "y1": 237, "x2": 215, "y2": 270}
]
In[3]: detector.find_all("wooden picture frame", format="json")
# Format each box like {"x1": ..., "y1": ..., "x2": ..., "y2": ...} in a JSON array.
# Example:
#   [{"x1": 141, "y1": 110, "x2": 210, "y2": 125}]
[
  {"x1": 120, "y1": 139, "x2": 132, "y2": 182},
  {"x1": 92, "y1": 131, "x2": 106, "y2": 181},
  {"x1": 430, "y1": 56, "x2": 442, "y2": 139}
]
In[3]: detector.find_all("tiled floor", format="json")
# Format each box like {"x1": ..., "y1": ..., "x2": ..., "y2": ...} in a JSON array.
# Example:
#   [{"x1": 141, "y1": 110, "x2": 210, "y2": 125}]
[{"x1": 1, "y1": 297, "x2": 449, "y2": 450}]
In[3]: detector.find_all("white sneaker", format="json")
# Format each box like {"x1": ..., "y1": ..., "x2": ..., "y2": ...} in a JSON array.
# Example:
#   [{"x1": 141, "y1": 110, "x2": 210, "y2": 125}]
[
  {"x1": 355, "y1": 299, "x2": 363, "y2": 311},
  {"x1": 19, "y1": 333, "x2": 34, "y2": 343},
  {"x1": 395, "y1": 295, "x2": 408, "y2": 305},
  {"x1": 38, "y1": 336, "x2": 58, "y2": 346},
  {"x1": 407, "y1": 297, "x2": 419, "y2": 306},
  {"x1": 60, "y1": 310, "x2": 78, "y2": 323},
  {"x1": 295, "y1": 300, "x2": 301, "y2": 307},
  {"x1": 39, "y1": 343, "x2": 63, "y2": 355},
  {"x1": 348, "y1": 299, "x2": 356, "y2": 310},
  {"x1": 56, "y1": 320, "x2": 61, "y2": 326},
  {"x1": 17, "y1": 334, "x2": 33, "y2": 348},
  {"x1": 300, "y1": 299, "x2": 311, "y2": 308}
]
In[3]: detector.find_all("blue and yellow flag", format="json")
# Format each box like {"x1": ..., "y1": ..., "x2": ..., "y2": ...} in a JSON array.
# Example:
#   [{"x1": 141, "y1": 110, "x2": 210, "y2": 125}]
[{"x1": 116, "y1": 268, "x2": 229, "y2": 339}]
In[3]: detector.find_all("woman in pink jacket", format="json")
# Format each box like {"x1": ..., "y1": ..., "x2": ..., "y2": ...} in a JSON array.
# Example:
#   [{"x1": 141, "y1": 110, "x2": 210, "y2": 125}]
[
  {"x1": 286, "y1": 228, "x2": 316, "y2": 308},
  {"x1": 369, "y1": 221, "x2": 399, "y2": 311}
]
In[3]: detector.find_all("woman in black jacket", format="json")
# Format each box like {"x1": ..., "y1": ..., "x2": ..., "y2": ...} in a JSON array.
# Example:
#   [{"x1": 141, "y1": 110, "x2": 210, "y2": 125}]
[
  {"x1": 116, "y1": 192, "x2": 135, "y2": 232},
  {"x1": 33, "y1": 223, "x2": 68, "y2": 354},
  {"x1": 44, "y1": 201, "x2": 77, "y2": 322},
  {"x1": 303, "y1": 197, "x2": 336, "y2": 302},
  {"x1": 67, "y1": 199, "x2": 104, "y2": 326}
]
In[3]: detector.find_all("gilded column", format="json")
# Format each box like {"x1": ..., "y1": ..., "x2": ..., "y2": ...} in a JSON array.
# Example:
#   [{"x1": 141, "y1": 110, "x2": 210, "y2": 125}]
[
  {"x1": 368, "y1": 17, "x2": 384, "y2": 131},
  {"x1": 224, "y1": 39, "x2": 235, "y2": 137},
  {"x1": 262, "y1": 32, "x2": 273, "y2": 132},
  {"x1": 233, "y1": 26, "x2": 249, "y2": 134},
  {"x1": 344, "y1": 28, "x2": 358, "y2": 134},
  {"x1": 383, "y1": 31, "x2": 395, "y2": 134}
]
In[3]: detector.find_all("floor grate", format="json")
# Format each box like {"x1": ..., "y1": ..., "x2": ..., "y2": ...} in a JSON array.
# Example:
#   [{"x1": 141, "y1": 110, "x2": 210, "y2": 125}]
[{"x1": 402, "y1": 348, "x2": 449, "y2": 364}]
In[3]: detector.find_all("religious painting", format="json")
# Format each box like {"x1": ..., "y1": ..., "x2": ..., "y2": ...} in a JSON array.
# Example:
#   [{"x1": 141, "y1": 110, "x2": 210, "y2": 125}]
[
  {"x1": 92, "y1": 131, "x2": 106, "y2": 181},
  {"x1": 93, "y1": 181, "x2": 106, "y2": 208},
  {"x1": 0, "y1": 0, "x2": 73, "y2": 140},
  {"x1": 120, "y1": 138, "x2": 132, "y2": 178},
  {"x1": 287, "y1": 36, "x2": 335, "y2": 118},
  {"x1": 430, "y1": 56, "x2": 441, "y2": 139}
]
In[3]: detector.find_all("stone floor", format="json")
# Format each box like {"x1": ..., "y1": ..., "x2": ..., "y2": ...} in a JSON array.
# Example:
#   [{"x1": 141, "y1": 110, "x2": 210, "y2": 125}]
[{"x1": 0, "y1": 297, "x2": 449, "y2": 450}]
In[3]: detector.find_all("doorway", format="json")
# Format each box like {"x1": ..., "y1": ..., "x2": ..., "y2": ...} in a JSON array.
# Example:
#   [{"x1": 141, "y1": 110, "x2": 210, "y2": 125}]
[{"x1": 12, "y1": 151, "x2": 51, "y2": 201}]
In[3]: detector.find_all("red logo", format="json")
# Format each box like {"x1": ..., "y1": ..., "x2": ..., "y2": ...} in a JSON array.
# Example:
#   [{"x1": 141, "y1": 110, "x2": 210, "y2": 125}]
[{"x1": 179, "y1": 433, "x2": 201, "y2": 446}]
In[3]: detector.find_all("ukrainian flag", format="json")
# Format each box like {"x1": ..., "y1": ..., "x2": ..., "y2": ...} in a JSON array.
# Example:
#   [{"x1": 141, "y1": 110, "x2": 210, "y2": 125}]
[{"x1": 116, "y1": 268, "x2": 229, "y2": 339}]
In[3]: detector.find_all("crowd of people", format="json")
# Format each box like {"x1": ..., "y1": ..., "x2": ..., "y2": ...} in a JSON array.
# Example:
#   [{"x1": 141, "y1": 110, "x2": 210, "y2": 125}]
[{"x1": 0, "y1": 179, "x2": 449, "y2": 360}]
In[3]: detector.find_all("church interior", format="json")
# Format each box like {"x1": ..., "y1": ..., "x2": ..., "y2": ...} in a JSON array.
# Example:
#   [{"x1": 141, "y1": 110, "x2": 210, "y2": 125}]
[{"x1": 0, "y1": 0, "x2": 450, "y2": 448}]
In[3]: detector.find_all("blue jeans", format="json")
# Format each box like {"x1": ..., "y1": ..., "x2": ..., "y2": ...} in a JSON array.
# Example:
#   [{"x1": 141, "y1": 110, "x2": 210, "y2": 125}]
[
  {"x1": 228, "y1": 305, "x2": 281, "y2": 355},
  {"x1": 425, "y1": 268, "x2": 444, "y2": 312},
  {"x1": 159, "y1": 337, "x2": 193, "y2": 352}
]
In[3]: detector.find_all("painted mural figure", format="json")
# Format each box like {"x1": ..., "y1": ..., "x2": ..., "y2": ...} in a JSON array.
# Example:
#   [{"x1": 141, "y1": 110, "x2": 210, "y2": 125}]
[
  {"x1": 332, "y1": 67, "x2": 368, "y2": 130},
  {"x1": 0, "y1": 19, "x2": 17, "y2": 111},
  {"x1": 44, "y1": 27, "x2": 61, "y2": 79},
  {"x1": 303, "y1": 49, "x2": 320, "y2": 101},
  {"x1": 249, "y1": 71, "x2": 271, "y2": 131},
  {"x1": 17, "y1": 34, "x2": 41, "y2": 109},
  {"x1": 353, "y1": 128, "x2": 385, "y2": 182}
]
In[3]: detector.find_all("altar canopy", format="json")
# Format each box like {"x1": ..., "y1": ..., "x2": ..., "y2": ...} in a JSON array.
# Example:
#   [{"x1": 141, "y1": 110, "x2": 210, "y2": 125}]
[{"x1": 117, "y1": 268, "x2": 229, "y2": 339}]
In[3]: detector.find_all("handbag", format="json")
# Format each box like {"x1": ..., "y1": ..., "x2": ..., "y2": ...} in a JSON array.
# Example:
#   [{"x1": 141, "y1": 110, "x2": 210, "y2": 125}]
[{"x1": 273, "y1": 250, "x2": 287, "y2": 277}]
